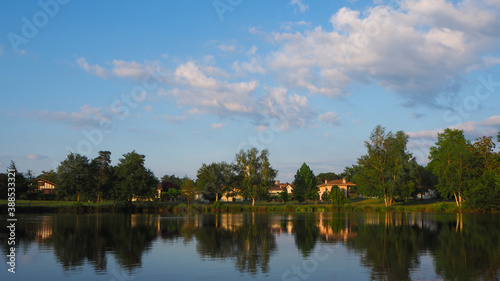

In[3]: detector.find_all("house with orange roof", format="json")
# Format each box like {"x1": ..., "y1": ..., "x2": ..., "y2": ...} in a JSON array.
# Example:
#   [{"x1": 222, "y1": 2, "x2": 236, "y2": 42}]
[{"x1": 317, "y1": 179, "x2": 355, "y2": 201}]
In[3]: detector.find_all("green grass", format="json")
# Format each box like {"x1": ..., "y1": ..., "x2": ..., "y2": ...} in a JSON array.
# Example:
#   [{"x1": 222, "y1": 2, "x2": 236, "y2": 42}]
[{"x1": 0, "y1": 198, "x2": 477, "y2": 213}]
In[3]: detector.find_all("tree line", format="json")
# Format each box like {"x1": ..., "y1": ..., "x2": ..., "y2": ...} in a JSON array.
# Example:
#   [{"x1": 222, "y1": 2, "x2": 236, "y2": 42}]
[
  {"x1": 353, "y1": 125, "x2": 500, "y2": 209},
  {"x1": 1, "y1": 126, "x2": 499, "y2": 210}
]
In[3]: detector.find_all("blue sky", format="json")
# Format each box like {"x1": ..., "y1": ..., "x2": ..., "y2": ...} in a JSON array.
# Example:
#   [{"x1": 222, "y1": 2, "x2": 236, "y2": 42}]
[{"x1": 1, "y1": 0, "x2": 500, "y2": 182}]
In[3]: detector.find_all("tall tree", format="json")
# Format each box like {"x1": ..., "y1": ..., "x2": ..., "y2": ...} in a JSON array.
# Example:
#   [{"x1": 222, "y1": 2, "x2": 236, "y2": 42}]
[
  {"x1": 339, "y1": 165, "x2": 359, "y2": 182},
  {"x1": 234, "y1": 148, "x2": 277, "y2": 206},
  {"x1": 429, "y1": 128, "x2": 475, "y2": 206},
  {"x1": 472, "y1": 136, "x2": 498, "y2": 173},
  {"x1": 91, "y1": 151, "x2": 112, "y2": 204},
  {"x1": 330, "y1": 185, "x2": 346, "y2": 205},
  {"x1": 181, "y1": 179, "x2": 196, "y2": 204},
  {"x1": 293, "y1": 163, "x2": 318, "y2": 202},
  {"x1": 354, "y1": 125, "x2": 413, "y2": 206},
  {"x1": 196, "y1": 162, "x2": 234, "y2": 202},
  {"x1": 38, "y1": 170, "x2": 58, "y2": 183},
  {"x1": 113, "y1": 151, "x2": 158, "y2": 204},
  {"x1": 57, "y1": 153, "x2": 92, "y2": 202},
  {"x1": 411, "y1": 163, "x2": 437, "y2": 200}
]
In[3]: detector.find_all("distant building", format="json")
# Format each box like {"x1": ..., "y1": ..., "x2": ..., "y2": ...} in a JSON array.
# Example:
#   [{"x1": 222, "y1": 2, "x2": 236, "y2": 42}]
[
  {"x1": 317, "y1": 179, "x2": 355, "y2": 200},
  {"x1": 35, "y1": 178, "x2": 56, "y2": 194},
  {"x1": 269, "y1": 180, "x2": 293, "y2": 195}
]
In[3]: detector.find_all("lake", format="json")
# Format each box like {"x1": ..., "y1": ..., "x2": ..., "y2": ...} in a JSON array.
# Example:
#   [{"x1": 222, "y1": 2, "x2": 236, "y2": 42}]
[{"x1": 1, "y1": 212, "x2": 499, "y2": 280}]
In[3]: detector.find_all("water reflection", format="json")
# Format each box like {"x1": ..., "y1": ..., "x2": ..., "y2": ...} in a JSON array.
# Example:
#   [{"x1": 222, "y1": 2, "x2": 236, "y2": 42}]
[{"x1": 0, "y1": 212, "x2": 499, "y2": 280}]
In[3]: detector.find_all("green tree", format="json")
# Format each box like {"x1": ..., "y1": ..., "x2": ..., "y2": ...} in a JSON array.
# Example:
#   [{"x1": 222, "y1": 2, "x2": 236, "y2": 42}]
[
  {"x1": 321, "y1": 190, "x2": 330, "y2": 201},
  {"x1": 234, "y1": 148, "x2": 277, "y2": 206},
  {"x1": 330, "y1": 185, "x2": 346, "y2": 205},
  {"x1": 279, "y1": 190, "x2": 289, "y2": 202},
  {"x1": 354, "y1": 125, "x2": 413, "y2": 206},
  {"x1": 0, "y1": 161, "x2": 30, "y2": 199},
  {"x1": 412, "y1": 163, "x2": 437, "y2": 200},
  {"x1": 113, "y1": 151, "x2": 158, "y2": 204},
  {"x1": 91, "y1": 151, "x2": 112, "y2": 204},
  {"x1": 472, "y1": 136, "x2": 498, "y2": 174},
  {"x1": 160, "y1": 174, "x2": 185, "y2": 190},
  {"x1": 316, "y1": 172, "x2": 339, "y2": 183},
  {"x1": 339, "y1": 165, "x2": 359, "y2": 182},
  {"x1": 196, "y1": 162, "x2": 234, "y2": 202},
  {"x1": 57, "y1": 153, "x2": 92, "y2": 202},
  {"x1": 429, "y1": 128, "x2": 475, "y2": 206},
  {"x1": 181, "y1": 179, "x2": 196, "y2": 204},
  {"x1": 293, "y1": 163, "x2": 318, "y2": 202},
  {"x1": 38, "y1": 170, "x2": 58, "y2": 183}
]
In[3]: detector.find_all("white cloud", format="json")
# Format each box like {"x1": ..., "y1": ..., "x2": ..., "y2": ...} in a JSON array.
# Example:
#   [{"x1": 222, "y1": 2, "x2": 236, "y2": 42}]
[
  {"x1": 258, "y1": 87, "x2": 316, "y2": 131},
  {"x1": 407, "y1": 129, "x2": 442, "y2": 139},
  {"x1": 408, "y1": 115, "x2": 500, "y2": 140},
  {"x1": 161, "y1": 61, "x2": 258, "y2": 116},
  {"x1": 211, "y1": 123, "x2": 225, "y2": 129},
  {"x1": 26, "y1": 105, "x2": 111, "y2": 129},
  {"x1": 77, "y1": 57, "x2": 109, "y2": 78},
  {"x1": 144, "y1": 105, "x2": 153, "y2": 112},
  {"x1": 269, "y1": 0, "x2": 500, "y2": 106},
  {"x1": 77, "y1": 57, "x2": 166, "y2": 81},
  {"x1": 290, "y1": 0, "x2": 309, "y2": 13},
  {"x1": 111, "y1": 60, "x2": 148, "y2": 79},
  {"x1": 246, "y1": 46, "x2": 258, "y2": 55},
  {"x1": 25, "y1": 154, "x2": 48, "y2": 160},
  {"x1": 318, "y1": 111, "x2": 341, "y2": 126}
]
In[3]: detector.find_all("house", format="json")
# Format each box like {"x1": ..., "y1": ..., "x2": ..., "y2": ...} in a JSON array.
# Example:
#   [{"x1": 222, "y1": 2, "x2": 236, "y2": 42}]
[
  {"x1": 317, "y1": 179, "x2": 355, "y2": 201},
  {"x1": 35, "y1": 178, "x2": 56, "y2": 194},
  {"x1": 220, "y1": 189, "x2": 247, "y2": 202},
  {"x1": 268, "y1": 180, "x2": 293, "y2": 195}
]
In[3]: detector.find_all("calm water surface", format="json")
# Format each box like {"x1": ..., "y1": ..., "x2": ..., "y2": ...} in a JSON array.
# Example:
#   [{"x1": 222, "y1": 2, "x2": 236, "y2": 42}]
[{"x1": 1, "y1": 212, "x2": 499, "y2": 281}]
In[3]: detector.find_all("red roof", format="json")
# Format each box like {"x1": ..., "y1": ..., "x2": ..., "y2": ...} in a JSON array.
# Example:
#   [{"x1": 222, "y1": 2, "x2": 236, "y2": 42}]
[{"x1": 317, "y1": 179, "x2": 355, "y2": 187}]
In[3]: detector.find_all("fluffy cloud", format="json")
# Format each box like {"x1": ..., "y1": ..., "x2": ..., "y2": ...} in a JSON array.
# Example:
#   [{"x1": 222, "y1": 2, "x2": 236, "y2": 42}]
[
  {"x1": 269, "y1": 0, "x2": 500, "y2": 106},
  {"x1": 258, "y1": 87, "x2": 316, "y2": 131},
  {"x1": 160, "y1": 61, "x2": 258, "y2": 117}
]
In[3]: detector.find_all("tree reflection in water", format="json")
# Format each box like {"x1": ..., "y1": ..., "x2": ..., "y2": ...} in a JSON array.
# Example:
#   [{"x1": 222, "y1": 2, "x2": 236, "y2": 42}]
[{"x1": 0, "y1": 212, "x2": 498, "y2": 280}]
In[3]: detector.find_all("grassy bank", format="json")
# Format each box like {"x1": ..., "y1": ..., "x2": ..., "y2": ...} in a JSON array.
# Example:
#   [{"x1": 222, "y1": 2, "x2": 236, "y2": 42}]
[{"x1": 1, "y1": 198, "x2": 493, "y2": 213}]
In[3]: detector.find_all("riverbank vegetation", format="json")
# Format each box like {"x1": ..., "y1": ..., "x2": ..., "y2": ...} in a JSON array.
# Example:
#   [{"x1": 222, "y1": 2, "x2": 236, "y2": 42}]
[
  {"x1": 0, "y1": 198, "x2": 488, "y2": 214},
  {"x1": 1, "y1": 126, "x2": 498, "y2": 212}
]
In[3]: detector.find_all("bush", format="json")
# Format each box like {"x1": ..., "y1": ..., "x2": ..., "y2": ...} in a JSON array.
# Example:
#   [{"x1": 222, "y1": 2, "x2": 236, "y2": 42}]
[
  {"x1": 177, "y1": 203, "x2": 188, "y2": 212},
  {"x1": 211, "y1": 201, "x2": 223, "y2": 211}
]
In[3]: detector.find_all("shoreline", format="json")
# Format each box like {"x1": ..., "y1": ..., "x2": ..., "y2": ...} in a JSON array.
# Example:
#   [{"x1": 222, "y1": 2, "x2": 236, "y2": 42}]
[{"x1": 1, "y1": 199, "x2": 498, "y2": 214}]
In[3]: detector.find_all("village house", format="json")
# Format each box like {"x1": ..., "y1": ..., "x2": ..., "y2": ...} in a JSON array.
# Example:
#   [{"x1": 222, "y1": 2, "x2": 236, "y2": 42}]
[
  {"x1": 268, "y1": 180, "x2": 293, "y2": 195},
  {"x1": 317, "y1": 179, "x2": 356, "y2": 201},
  {"x1": 35, "y1": 178, "x2": 57, "y2": 194}
]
